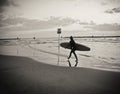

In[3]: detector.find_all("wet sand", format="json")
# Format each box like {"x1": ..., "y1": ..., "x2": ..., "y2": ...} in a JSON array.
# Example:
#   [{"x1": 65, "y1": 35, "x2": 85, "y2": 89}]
[{"x1": 0, "y1": 55, "x2": 120, "y2": 94}]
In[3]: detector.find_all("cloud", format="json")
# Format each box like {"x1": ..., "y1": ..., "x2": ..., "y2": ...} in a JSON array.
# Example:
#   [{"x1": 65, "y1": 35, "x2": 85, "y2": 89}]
[
  {"x1": 104, "y1": 9, "x2": 114, "y2": 14},
  {"x1": 108, "y1": 0, "x2": 120, "y2": 4},
  {"x1": 101, "y1": 2, "x2": 108, "y2": 6},
  {"x1": 78, "y1": 20, "x2": 96, "y2": 25},
  {"x1": 1, "y1": 16, "x2": 119, "y2": 32},
  {"x1": 64, "y1": 0, "x2": 77, "y2": 1},
  {"x1": 47, "y1": 16, "x2": 76, "y2": 26},
  {"x1": 0, "y1": 0, "x2": 17, "y2": 7},
  {"x1": 0, "y1": 0, "x2": 18, "y2": 22},
  {"x1": 105, "y1": 7, "x2": 120, "y2": 14},
  {"x1": 112, "y1": 7, "x2": 120, "y2": 13},
  {"x1": 0, "y1": 0, "x2": 11, "y2": 7},
  {"x1": 87, "y1": 23, "x2": 120, "y2": 31},
  {"x1": 0, "y1": 17, "x2": 76, "y2": 31},
  {"x1": 0, "y1": 0, "x2": 17, "y2": 13}
]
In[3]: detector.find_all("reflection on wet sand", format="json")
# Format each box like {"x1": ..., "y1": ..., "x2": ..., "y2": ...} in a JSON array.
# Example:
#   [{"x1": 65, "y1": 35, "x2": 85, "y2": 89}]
[{"x1": 67, "y1": 60, "x2": 78, "y2": 67}]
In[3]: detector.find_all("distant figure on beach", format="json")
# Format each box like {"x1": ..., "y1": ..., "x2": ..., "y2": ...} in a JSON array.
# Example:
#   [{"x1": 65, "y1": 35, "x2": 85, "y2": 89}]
[
  {"x1": 33, "y1": 37, "x2": 35, "y2": 40},
  {"x1": 68, "y1": 36, "x2": 78, "y2": 63}
]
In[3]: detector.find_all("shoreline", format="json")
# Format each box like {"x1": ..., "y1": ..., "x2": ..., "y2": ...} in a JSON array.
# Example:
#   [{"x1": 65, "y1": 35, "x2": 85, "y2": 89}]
[{"x1": 0, "y1": 37, "x2": 120, "y2": 72}]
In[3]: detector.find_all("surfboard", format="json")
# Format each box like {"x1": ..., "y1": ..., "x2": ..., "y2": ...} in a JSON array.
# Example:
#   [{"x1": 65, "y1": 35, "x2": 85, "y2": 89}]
[{"x1": 60, "y1": 42, "x2": 90, "y2": 51}]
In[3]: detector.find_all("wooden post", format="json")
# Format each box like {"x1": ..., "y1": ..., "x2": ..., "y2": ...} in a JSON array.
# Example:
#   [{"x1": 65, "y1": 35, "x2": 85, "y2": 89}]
[{"x1": 57, "y1": 28, "x2": 61, "y2": 66}]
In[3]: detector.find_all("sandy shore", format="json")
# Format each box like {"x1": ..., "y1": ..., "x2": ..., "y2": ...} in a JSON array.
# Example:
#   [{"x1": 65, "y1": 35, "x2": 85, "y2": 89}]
[{"x1": 0, "y1": 55, "x2": 120, "y2": 94}]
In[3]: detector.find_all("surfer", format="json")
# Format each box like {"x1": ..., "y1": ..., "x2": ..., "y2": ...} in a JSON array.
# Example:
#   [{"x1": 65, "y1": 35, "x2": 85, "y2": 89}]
[{"x1": 68, "y1": 36, "x2": 78, "y2": 62}]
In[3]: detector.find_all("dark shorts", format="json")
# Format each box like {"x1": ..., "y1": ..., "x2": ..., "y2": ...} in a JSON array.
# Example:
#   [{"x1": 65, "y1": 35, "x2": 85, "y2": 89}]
[{"x1": 71, "y1": 47, "x2": 76, "y2": 52}]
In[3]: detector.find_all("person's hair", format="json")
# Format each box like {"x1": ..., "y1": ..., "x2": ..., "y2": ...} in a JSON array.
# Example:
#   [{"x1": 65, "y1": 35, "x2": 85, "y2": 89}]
[{"x1": 70, "y1": 36, "x2": 73, "y2": 40}]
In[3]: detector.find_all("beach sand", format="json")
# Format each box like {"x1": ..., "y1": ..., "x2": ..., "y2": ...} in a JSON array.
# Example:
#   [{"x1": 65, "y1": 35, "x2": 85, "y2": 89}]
[{"x1": 0, "y1": 55, "x2": 120, "y2": 94}]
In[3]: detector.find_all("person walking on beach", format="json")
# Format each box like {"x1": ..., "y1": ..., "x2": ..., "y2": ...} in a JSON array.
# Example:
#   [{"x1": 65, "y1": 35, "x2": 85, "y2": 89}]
[{"x1": 68, "y1": 36, "x2": 78, "y2": 62}]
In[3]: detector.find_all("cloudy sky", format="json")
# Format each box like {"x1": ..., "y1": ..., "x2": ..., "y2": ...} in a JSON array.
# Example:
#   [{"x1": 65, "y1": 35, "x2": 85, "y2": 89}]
[{"x1": 0, "y1": 0, "x2": 120, "y2": 37}]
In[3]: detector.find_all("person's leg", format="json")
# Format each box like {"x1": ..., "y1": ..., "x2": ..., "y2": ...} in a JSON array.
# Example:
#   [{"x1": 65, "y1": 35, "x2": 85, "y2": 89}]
[
  {"x1": 68, "y1": 50, "x2": 72, "y2": 59},
  {"x1": 73, "y1": 51, "x2": 78, "y2": 61}
]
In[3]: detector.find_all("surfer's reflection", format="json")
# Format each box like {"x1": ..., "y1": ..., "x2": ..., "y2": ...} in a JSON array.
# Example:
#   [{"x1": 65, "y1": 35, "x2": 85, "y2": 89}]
[
  {"x1": 67, "y1": 60, "x2": 78, "y2": 67},
  {"x1": 68, "y1": 36, "x2": 78, "y2": 61}
]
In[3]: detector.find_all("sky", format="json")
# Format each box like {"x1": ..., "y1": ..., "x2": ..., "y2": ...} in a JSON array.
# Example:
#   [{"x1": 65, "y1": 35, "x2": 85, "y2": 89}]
[{"x1": 0, "y1": 0, "x2": 120, "y2": 37}]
